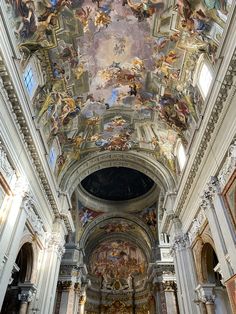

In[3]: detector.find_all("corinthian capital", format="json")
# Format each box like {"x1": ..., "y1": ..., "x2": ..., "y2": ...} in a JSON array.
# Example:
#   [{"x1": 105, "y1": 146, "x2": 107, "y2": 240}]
[
  {"x1": 21, "y1": 191, "x2": 35, "y2": 210},
  {"x1": 218, "y1": 139, "x2": 236, "y2": 188},
  {"x1": 46, "y1": 232, "x2": 65, "y2": 258},
  {"x1": 171, "y1": 233, "x2": 189, "y2": 253},
  {"x1": 207, "y1": 176, "x2": 221, "y2": 194},
  {"x1": 200, "y1": 190, "x2": 212, "y2": 210},
  {"x1": 18, "y1": 284, "x2": 37, "y2": 303},
  {"x1": 200, "y1": 176, "x2": 220, "y2": 210}
]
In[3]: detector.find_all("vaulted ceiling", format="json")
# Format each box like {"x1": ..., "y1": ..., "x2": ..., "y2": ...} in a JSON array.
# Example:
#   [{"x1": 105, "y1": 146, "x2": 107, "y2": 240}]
[
  {"x1": 7, "y1": 0, "x2": 229, "y2": 182},
  {"x1": 6, "y1": 0, "x2": 230, "y2": 302}
]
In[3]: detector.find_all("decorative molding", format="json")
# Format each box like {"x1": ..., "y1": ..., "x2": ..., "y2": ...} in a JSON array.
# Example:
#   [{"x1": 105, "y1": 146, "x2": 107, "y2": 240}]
[
  {"x1": 218, "y1": 139, "x2": 236, "y2": 189},
  {"x1": 18, "y1": 284, "x2": 37, "y2": 303},
  {"x1": 195, "y1": 284, "x2": 216, "y2": 305},
  {"x1": 200, "y1": 176, "x2": 221, "y2": 211},
  {"x1": 175, "y1": 49, "x2": 236, "y2": 216},
  {"x1": 162, "y1": 280, "x2": 176, "y2": 292},
  {"x1": 0, "y1": 254, "x2": 8, "y2": 275},
  {"x1": 46, "y1": 232, "x2": 65, "y2": 258},
  {"x1": 149, "y1": 262, "x2": 175, "y2": 284},
  {"x1": 79, "y1": 212, "x2": 155, "y2": 250},
  {"x1": 13, "y1": 176, "x2": 29, "y2": 197},
  {"x1": 170, "y1": 233, "x2": 189, "y2": 255},
  {"x1": 59, "y1": 150, "x2": 176, "y2": 198},
  {"x1": 0, "y1": 141, "x2": 16, "y2": 186},
  {"x1": 188, "y1": 209, "x2": 206, "y2": 244},
  {"x1": 57, "y1": 280, "x2": 73, "y2": 292},
  {"x1": 21, "y1": 193, "x2": 44, "y2": 237},
  {"x1": 76, "y1": 182, "x2": 159, "y2": 214},
  {"x1": 0, "y1": 52, "x2": 72, "y2": 232}
]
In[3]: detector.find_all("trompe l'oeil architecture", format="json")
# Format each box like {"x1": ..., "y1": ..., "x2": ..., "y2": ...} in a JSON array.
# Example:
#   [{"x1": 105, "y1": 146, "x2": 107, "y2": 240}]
[{"x1": 0, "y1": 0, "x2": 235, "y2": 313}]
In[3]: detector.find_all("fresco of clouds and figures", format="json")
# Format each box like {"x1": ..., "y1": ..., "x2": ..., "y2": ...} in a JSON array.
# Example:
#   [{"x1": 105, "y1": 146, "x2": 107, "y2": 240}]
[{"x1": 4, "y1": 0, "x2": 232, "y2": 177}]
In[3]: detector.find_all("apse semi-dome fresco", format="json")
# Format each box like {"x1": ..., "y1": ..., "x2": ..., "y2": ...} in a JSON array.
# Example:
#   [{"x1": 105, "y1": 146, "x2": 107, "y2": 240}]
[
  {"x1": 4, "y1": 0, "x2": 231, "y2": 179},
  {"x1": 89, "y1": 240, "x2": 147, "y2": 289}
]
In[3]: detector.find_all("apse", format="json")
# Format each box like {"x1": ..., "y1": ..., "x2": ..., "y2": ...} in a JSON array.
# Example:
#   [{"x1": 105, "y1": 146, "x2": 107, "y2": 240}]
[{"x1": 81, "y1": 167, "x2": 154, "y2": 201}]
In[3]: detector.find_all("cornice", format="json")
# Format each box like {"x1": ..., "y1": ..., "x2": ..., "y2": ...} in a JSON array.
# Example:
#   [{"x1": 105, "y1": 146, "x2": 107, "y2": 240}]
[
  {"x1": 174, "y1": 48, "x2": 236, "y2": 217},
  {"x1": 76, "y1": 183, "x2": 159, "y2": 213},
  {"x1": 0, "y1": 52, "x2": 73, "y2": 232},
  {"x1": 60, "y1": 150, "x2": 176, "y2": 198}
]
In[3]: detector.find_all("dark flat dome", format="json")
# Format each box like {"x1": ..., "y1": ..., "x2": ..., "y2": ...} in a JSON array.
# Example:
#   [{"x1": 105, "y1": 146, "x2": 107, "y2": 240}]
[{"x1": 81, "y1": 167, "x2": 154, "y2": 201}]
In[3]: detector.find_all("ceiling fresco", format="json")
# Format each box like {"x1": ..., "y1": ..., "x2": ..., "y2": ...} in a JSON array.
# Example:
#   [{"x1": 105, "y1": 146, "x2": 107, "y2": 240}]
[
  {"x1": 78, "y1": 201, "x2": 103, "y2": 227},
  {"x1": 99, "y1": 220, "x2": 136, "y2": 233},
  {"x1": 5, "y1": 0, "x2": 232, "y2": 178},
  {"x1": 139, "y1": 204, "x2": 157, "y2": 230},
  {"x1": 89, "y1": 239, "x2": 146, "y2": 290}
]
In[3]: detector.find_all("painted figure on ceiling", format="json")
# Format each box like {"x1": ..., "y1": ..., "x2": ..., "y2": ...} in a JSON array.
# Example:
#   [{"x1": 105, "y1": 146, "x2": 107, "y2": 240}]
[
  {"x1": 5, "y1": 0, "x2": 230, "y2": 179},
  {"x1": 13, "y1": 0, "x2": 37, "y2": 39},
  {"x1": 203, "y1": 0, "x2": 228, "y2": 14},
  {"x1": 124, "y1": 0, "x2": 164, "y2": 21}
]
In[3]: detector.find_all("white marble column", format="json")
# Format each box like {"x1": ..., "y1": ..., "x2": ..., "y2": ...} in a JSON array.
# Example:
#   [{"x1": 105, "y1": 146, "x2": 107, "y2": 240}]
[
  {"x1": 74, "y1": 283, "x2": 81, "y2": 314},
  {"x1": 200, "y1": 182, "x2": 232, "y2": 281},
  {"x1": 18, "y1": 283, "x2": 37, "y2": 314},
  {"x1": 170, "y1": 218, "x2": 201, "y2": 314},
  {"x1": 0, "y1": 180, "x2": 29, "y2": 309},
  {"x1": 163, "y1": 281, "x2": 178, "y2": 314},
  {"x1": 207, "y1": 176, "x2": 236, "y2": 272},
  {"x1": 58, "y1": 281, "x2": 74, "y2": 314},
  {"x1": 172, "y1": 254, "x2": 185, "y2": 314},
  {"x1": 78, "y1": 284, "x2": 88, "y2": 314},
  {"x1": 196, "y1": 284, "x2": 216, "y2": 314},
  {"x1": 153, "y1": 282, "x2": 167, "y2": 314},
  {"x1": 38, "y1": 220, "x2": 66, "y2": 314}
]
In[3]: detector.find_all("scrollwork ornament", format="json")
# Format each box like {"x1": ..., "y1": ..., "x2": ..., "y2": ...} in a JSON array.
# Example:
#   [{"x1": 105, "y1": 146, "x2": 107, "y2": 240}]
[
  {"x1": 46, "y1": 232, "x2": 65, "y2": 258},
  {"x1": 14, "y1": 177, "x2": 29, "y2": 197},
  {"x1": 188, "y1": 209, "x2": 206, "y2": 243},
  {"x1": 0, "y1": 142, "x2": 15, "y2": 183},
  {"x1": 218, "y1": 139, "x2": 236, "y2": 188},
  {"x1": 200, "y1": 190, "x2": 213, "y2": 211},
  {"x1": 207, "y1": 176, "x2": 221, "y2": 195}
]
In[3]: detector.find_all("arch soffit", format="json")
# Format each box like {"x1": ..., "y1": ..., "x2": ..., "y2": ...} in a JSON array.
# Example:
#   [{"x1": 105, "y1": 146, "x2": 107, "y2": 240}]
[
  {"x1": 84, "y1": 232, "x2": 151, "y2": 266},
  {"x1": 79, "y1": 212, "x2": 156, "y2": 250},
  {"x1": 18, "y1": 233, "x2": 40, "y2": 283},
  {"x1": 196, "y1": 235, "x2": 217, "y2": 283},
  {"x1": 59, "y1": 151, "x2": 176, "y2": 197},
  {"x1": 200, "y1": 242, "x2": 218, "y2": 283}
]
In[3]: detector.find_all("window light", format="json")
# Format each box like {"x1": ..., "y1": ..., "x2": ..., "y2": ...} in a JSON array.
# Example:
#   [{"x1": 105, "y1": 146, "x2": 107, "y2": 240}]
[
  {"x1": 23, "y1": 65, "x2": 37, "y2": 98},
  {"x1": 177, "y1": 143, "x2": 186, "y2": 171},
  {"x1": 198, "y1": 63, "x2": 213, "y2": 98}
]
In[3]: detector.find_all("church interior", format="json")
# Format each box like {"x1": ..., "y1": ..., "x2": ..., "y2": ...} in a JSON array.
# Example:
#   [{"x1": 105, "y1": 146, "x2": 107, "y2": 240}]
[{"x1": 0, "y1": 0, "x2": 235, "y2": 313}]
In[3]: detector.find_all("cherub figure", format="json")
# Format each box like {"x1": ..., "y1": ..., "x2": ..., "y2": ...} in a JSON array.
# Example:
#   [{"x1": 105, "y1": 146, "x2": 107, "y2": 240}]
[
  {"x1": 94, "y1": 11, "x2": 111, "y2": 29},
  {"x1": 75, "y1": 6, "x2": 92, "y2": 32}
]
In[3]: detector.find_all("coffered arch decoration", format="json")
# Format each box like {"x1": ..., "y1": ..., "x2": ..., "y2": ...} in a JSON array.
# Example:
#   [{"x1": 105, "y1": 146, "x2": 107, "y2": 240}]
[{"x1": 59, "y1": 150, "x2": 176, "y2": 212}]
